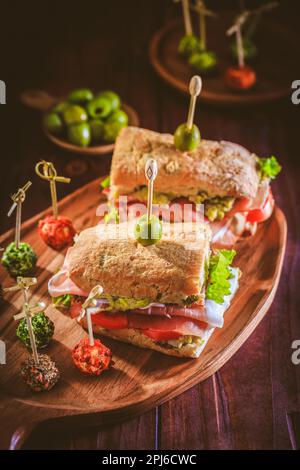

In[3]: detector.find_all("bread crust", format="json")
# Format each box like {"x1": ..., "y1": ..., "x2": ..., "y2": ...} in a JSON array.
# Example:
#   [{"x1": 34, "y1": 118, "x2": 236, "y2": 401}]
[
  {"x1": 80, "y1": 318, "x2": 212, "y2": 358},
  {"x1": 110, "y1": 127, "x2": 259, "y2": 199},
  {"x1": 66, "y1": 221, "x2": 211, "y2": 304}
]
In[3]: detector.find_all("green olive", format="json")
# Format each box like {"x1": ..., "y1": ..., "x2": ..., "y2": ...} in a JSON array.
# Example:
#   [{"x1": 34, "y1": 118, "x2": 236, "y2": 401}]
[
  {"x1": 188, "y1": 50, "x2": 217, "y2": 73},
  {"x1": 67, "y1": 122, "x2": 91, "y2": 147},
  {"x1": 102, "y1": 110, "x2": 128, "y2": 142},
  {"x1": 63, "y1": 105, "x2": 88, "y2": 125},
  {"x1": 87, "y1": 96, "x2": 112, "y2": 119},
  {"x1": 52, "y1": 101, "x2": 70, "y2": 114},
  {"x1": 43, "y1": 112, "x2": 63, "y2": 135},
  {"x1": 134, "y1": 214, "x2": 162, "y2": 246},
  {"x1": 174, "y1": 123, "x2": 201, "y2": 151},
  {"x1": 178, "y1": 34, "x2": 201, "y2": 57},
  {"x1": 90, "y1": 119, "x2": 104, "y2": 143},
  {"x1": 68, "y1": 88, "x2": 94, "y2": 104},
  {"x1": 96, "y1": 91, "x2": 121, "y2": 112}
]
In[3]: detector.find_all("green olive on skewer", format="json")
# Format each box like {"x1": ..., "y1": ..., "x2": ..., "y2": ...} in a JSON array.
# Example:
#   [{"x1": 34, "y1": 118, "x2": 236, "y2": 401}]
[{"x1": 174, "y1": 75, "x2": 202, "y2": 152}]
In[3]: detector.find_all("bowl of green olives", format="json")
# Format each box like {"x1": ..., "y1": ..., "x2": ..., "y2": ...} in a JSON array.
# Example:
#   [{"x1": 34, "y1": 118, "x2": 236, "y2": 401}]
[{"x1": 21, "y1": 88, "x2": 139, "y2": 155}]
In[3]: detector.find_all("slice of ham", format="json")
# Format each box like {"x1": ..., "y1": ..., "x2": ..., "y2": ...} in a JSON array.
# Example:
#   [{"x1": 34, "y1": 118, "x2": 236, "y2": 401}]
[
  {"x1": 127, "y1": 314, "x2": 209, "y2": 337},
  {"x1": 48, "y1": 270, "x2": 88, "y2": 298},
  {"x1": 129, "y1": 304, "x2": 224, "y2": 328}
]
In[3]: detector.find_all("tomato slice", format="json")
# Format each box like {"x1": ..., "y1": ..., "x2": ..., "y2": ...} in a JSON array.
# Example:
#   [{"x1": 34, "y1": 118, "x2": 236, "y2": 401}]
[
  {"x1": 70, "y1": 298, "x2": 84, "y2": 318},
  {"x1": 92, "y1": 311, "x2": 128, "y2": 329},
  {"x1": 246, "y1": 189, "x2": 274, "y2": 223},
  {"x1": 143, "y1": 329, "x2": 182, "y2": 341}
]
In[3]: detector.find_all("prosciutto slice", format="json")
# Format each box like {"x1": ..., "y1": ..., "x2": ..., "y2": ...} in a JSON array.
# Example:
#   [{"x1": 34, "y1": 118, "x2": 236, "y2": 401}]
[
  {"x1": 127, "y1": 314, "x2": 209, "y2": 337},
  {"x1": 48, "y1": 270, "x2": 88, "y2": 298},
  {"x1": 130, "y1": 304, "x2": 224, "y2": 328}
]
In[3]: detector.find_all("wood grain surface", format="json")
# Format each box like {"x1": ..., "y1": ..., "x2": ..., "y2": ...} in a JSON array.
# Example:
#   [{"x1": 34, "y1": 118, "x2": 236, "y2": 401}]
[
  {"x1": 0, "y1": 177, "x2": 286, "y2": 450},
  {"x1": 0, "y1": 0, "x2": 299, "y2": 450}
]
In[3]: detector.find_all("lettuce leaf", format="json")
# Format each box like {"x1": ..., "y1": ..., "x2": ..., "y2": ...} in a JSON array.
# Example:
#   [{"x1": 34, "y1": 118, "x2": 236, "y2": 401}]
[
  {"x1": 206, "y1": 249, "x2": 236, "y2": 304},
  {"x1": 100, "y1": 176, "x2": 110, "y2": 189},
  {"x1": 52, "y1": 294, "x2": 73, "y2": 309},
  {"x1": 258, "y1": 156, "x2": 281, "y2": 181}
]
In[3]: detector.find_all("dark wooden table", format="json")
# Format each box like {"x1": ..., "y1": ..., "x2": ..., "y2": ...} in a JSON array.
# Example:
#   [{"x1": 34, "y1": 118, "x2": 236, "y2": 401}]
[{"x1": 0, "y1": 0, "x2": 300, "y2": 450}]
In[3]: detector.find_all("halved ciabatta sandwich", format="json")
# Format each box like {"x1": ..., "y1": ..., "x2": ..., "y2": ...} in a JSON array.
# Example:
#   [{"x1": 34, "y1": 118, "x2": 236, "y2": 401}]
[
  {"x1": 49, "y1": 221, "x2": 240, "y2": 358},
  {"x1": 104, "y1": 126, "x2": 281, "y2": 246}
]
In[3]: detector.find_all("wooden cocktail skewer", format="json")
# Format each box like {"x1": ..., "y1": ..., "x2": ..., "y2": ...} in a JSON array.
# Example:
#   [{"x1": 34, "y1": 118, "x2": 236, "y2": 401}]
[
  {"x1": 174, "y1": 75, "x2": 202, "y2": 151},
  {"x1": 77, "y1": 285, "x2": 104, "y2": 346},
  {"x1": 4, "y1": 277, "x2": 40, "y2": 364},
  {"x1": 35, "y1": 160, "x2": 70, "y2": 218},
  {"x1": 187, "y1": 75, "x2": 202, "y2": 130},
  {"x1": 8, "y1": 181, "x2": 32, "y2": 248},
  {"x1": 192, "y1": 0, "x2": 216, "y2": 51},
  {"x1": 145, "y1": 159, "x2": 158, "y2": 224},
  {"x1": 225, "y1": 12, "x2": 256, "y2": 91},
  {"x1": 73, "y1": 285, "x2": 112, "y2": 376},
  {"x1": 245, "y1": 1, "x2": 278, "y2": 39},
  {"x1": 181, "y1": 0, "x2": 193, "y2": 36},
  {"x1": 35, "y1": 160, "x2": 76, "y2": 250},
  {"x1": 226, "y1": 12, "x2": 250, "y2": 69}
]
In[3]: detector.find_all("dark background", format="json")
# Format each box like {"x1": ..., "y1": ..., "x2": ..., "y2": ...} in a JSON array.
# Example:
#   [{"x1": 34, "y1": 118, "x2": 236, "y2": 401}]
[{"x1": 0, "y1": 0, "x2": 300, "y2": 449}]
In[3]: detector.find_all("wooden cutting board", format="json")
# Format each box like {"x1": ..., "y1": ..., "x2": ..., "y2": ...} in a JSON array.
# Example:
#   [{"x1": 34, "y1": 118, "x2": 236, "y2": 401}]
[
  {"x1": 149, "y1": 18, "x2": 295, "y2": 106},
  {"x1": 0, "y1": 178, "x2": 287, "y2": 449}
]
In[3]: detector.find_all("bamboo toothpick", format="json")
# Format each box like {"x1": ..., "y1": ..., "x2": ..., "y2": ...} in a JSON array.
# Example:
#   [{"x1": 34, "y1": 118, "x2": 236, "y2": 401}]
[
  {"x1": 4, "y1": 277, "x2": 43, "y2": 365},
  {"x1": 227, "y1": 11, "x2": 250, "y2": 68},
  {"x1": 181, "y1": 0, "x2": 193, "y2": 35},
  {"x1": 245, "y1": 2, "x2": 278, "y2": 39},
  {"x1": 192, "y1": 0, "x2": 217, "y2": 51},
  {"x1": 8, "y1": 182, "x2": 32, "y2": 248},
  {"x1": 187, "y1": 75, "x2": 202, "y2": 130},
  {"x1": 77, "y1": 285, "x2": 103, "y2": 346},
  {"x1": 145, "y1": 159, "x2": 158, "y2": 223},
  {"x1": 35, "y1": 161, "x2": 70, "y2": 218}
]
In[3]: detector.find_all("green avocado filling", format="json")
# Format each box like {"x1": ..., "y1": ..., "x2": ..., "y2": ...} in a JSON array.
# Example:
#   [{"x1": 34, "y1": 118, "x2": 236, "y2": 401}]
[
  {"x1": 101, "y1": 295, "x2": 151, "y2": 311},
  {"x1": 128, "y1": 187, "x2": 235, "y2": 222},
  {"x1": 167, "y1": 335, "x2": 205, "y2": 349}
]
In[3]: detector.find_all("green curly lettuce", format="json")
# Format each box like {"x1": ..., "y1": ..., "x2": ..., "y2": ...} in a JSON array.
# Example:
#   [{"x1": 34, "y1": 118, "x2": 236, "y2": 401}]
[
  {"x1": 258, "y1": 156, "x2": 281, "y2": 181},
  {"x1": 206, "y1": 249, "x2": 236, "y2": 304},
  {"x1": 52, "y1": 294, "x2": 73, "y2": 309},
  {"x1": 100, "y1": 176, "x2": 110, "y2": 189}
]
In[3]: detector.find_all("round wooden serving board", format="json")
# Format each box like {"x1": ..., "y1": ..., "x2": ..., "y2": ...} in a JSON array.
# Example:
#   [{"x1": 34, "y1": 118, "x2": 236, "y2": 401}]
[
  {"x1": 0, "y1": 178, "x2": 287, "y2": 449},
  {"x1": 149, "y1": 17, "x2": 295, "y2": 106}
]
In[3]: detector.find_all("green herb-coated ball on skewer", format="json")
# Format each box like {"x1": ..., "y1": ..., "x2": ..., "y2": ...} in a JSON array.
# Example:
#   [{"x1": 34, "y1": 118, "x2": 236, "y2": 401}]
[
  {"x1": 189, "y1": 50, "x2": 217, "y2": 73},
  {"x1": 134, "y1": 214, "x2": 162, "y2": 246},
  {"x1": 230, "y1": 37, "x2": 257, "y2": 61},
  {"x1": 1, "y1": 242, "x2": 37, "y2": 278},
  {"x1": 178, "y1": 34, "x2": 201, "y2": 57},
  {"x1": 16, "y1": 311, "x2": 54, "y2": 349}
]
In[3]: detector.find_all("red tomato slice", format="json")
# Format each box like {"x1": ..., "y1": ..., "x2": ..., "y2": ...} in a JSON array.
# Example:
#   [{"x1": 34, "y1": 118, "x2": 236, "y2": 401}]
[
  {"x1": 246, "y1": 189, "x2": 274, "y2": 223},
  {"x1": 143, "y1": 329, "x2": 182, "y2": 341},
  {"x1": 92, "y1": 312, "x2": 128, "y2": 329},
  {"x1": 227, "y1": 197, "x2": 252, "y2": 217},
  {"x1": 70, "y1": 298, "x2": 84, "y2": 318}
]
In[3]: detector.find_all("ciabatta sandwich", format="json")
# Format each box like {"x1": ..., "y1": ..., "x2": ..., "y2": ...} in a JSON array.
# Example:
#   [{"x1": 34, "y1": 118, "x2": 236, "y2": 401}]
[
  {"x1": 104, "y1": 126, "x2": 281, "y2": 246},
  {"x1": 49, "y1": 221, "x2": 240, "y2": 358}
]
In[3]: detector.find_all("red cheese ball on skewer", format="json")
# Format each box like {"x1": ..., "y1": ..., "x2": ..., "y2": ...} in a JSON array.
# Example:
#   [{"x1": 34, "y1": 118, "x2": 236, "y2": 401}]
[
  {"x1": 38, "y1": 215, "x2": 76, "y2": 250},
  {"x1": 72, "y1": 338, "x2": 112, "y2": 376},
  {"x1": 225, "y1": 65, "x2": 257, "y2": 91}
]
